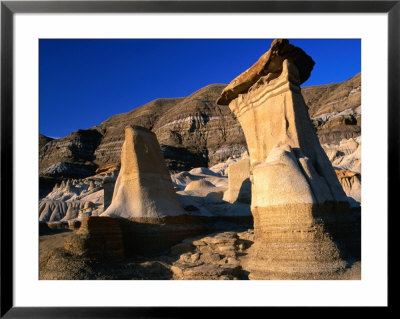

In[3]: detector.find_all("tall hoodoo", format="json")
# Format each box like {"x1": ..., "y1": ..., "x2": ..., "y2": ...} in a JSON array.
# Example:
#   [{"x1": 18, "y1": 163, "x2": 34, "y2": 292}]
[
  {"x1": 218, "y1": 39, "x2": 359, "y2": 279},
  {"x1": 102, "y1": 125, "x2": 185, "y2": 219}
]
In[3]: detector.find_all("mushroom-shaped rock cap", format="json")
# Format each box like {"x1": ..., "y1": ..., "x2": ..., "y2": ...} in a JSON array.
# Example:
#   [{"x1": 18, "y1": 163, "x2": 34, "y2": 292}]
[{"x1": 217, "y1": 39, "x2": 315, "y2": 105}]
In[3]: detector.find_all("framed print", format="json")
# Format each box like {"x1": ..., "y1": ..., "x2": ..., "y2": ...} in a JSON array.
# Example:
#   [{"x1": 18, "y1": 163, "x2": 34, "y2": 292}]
[{"x1": 1, "y1": 0, "x2": 396, "y2": 316}]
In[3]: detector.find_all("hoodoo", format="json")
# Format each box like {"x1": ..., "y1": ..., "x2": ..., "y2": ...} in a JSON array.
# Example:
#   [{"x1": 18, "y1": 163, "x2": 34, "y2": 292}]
[
  {"x1": 218, "y1": 39, "x2": 359, "y2": 279},
  {"x1": 102, "y1": 125, "x2": 185, "y2": 219}
]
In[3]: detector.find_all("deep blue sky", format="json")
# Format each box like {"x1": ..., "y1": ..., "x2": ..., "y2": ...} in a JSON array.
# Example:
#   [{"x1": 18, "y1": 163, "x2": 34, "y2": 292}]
[{"x1": 39, "y1": 39, "x2": 361, "y2": 139}]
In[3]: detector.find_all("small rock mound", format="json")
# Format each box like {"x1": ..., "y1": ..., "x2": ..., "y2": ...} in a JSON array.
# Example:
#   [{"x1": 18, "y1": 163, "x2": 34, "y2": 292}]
[
  {"x1": 184, "y1": 180, "x2": 215, "y2": 191},
  {"x1": 188, "y1": 167, "x2": 220, "y2": 176}
]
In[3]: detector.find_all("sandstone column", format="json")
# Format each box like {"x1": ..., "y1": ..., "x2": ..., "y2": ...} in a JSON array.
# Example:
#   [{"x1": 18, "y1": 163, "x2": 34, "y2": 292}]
[
  {"x1": 217, "y1": 39, "x2": 359, "y2": 279},
  {"x1": 102, "y1": 125, "x2": 185, "y2": 219}
]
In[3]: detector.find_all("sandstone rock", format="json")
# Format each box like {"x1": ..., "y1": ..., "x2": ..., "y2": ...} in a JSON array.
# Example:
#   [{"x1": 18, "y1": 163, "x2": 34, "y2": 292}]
[
  {"x1": 78, "y1": 201, "x2": 95, "y2": 219},
  {"x1": 217, "y1": 39, "x2": 315, "y2": 105},
  {"x1": 64, "y1": 216, "x2": 124, "y2": 259},
  {"x1": 117, "y1": 215, "x2": 206, "y2": 256},
  {"x1": 169, "y1": 231, "x2": 247, "y2": 279},
  {"x1": 188, "y1": 167, "x2": 220, "y2": 176},
  {"x1": 208, "y1": 156, "x2": 243, "y2": 176},
  {"x1": 182, "y1": 179, "x2": 227, "y2": 202},
  {"x1": 170, "y1": 171, "x2": 200, "y2": 190},
  {"x1": 184, "y1": 179, "x2": 215, "y2": 191},
  {"x1": 204, "y1": 191, "x2": 224, "y2": 204},
  {"x1": 170, "y1": 242, "x2": 195, "y2": 255},
  {"x1": 95, "y1": 163, "x2": 120, "y2": 175},
  {"x1": 102, "y1": 125, "x2": 185, "y2": 219},
  {"x1": 103, "y1": 175, "x2": 116, "y2": 211},
  {"x1": 335, "y1": 169, "x2": 361, "y2": 207},
  {"x1": 223, "y1": 158, "x2": 251, "y2": 203},
  {"x1": 39, "y1": 200, "x2": 89, "y2": 222},
  {"x1": 220, "y1": 40, "x2": 360, "y2": 279},
  {"x1": 67, "y1": 219, "x2": 81, "y2": 230},
  {"x1": 46, "y1": 221, "x2": 69, "y2": 230}
]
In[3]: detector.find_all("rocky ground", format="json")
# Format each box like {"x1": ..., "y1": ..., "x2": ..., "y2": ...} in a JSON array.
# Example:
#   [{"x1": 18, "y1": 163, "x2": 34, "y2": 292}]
[
  {"x1": 40, "y1": 227, "x2": 360, "y2": 280},
  {"x1": 39, "y1": 142, "x2": 361, "y2": 280}
]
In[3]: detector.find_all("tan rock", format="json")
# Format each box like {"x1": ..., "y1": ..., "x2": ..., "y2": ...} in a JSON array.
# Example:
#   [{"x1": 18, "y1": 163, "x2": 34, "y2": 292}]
[
  {"x1": 67, "y1": 219, "x2": 81, "y2": 230},
  {"x1": 217, "y1": 39, "x2": 315, "y2": 105},
  {"x1": 220, "y1": 39, "x2": 359, "y2": 279},
  {"x1": 184, "y1": 179, "x2": 215, "y2": 191},
  {"x1": 223, "y1": 158, "x2": 251, "y2": 203},
  {"x1": 102, "y1": 125, "x2": 185, "y2": 218},
  {"x1": 170, "y1": 231, "x2": 246, "y2": 280},
  {"x1": 95, "y1": 163, "x2": 120, "y2": 175},
  {"x1": 103, "y1": 175, "x2": 116, "y2": 211},
  {"x1": 335, "y1": 169, "x2": 361, "y2": 205},
  {"x1": 78, "y1": 201, "x2": 94, "y2": 219},
  {"x1": 64, "y1": 216, "x2": 124, "y2": 259}
]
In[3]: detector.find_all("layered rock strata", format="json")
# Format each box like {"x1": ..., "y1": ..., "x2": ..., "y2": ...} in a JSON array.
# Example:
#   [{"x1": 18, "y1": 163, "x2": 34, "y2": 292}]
[
  {"x1": 169, "y1": 231, "x2": 251, "y2": 280},
  {"x1": 39, "y1": 72, "x2": 360, "y2": 183},
  {"x1": 39, "y1": 129, "x2": 102, "y2": 177},
  {"x1": 102, "y1": 125, "x2": 185, "y2": 219},
  {"x1": 218, "y1": 39, "x2": 359, "y2": 279},
  {"x1": 64, "y1": 216, "x2": 124, "y2": 259}
]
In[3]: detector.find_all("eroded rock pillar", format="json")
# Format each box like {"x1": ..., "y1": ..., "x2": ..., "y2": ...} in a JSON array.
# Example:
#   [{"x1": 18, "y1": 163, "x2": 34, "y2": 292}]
[
  {"x1": 102, "y1": 125, "x2": 185, "y2": 219},
  {"x1": 218, "y1": 39, "x2": 359, "y2": 279}
]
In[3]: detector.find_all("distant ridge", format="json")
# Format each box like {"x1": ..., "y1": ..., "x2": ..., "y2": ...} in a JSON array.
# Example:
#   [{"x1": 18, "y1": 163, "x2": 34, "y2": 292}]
[{"x1": 39, "y1": 73, "x2": 360, "y2": 178}]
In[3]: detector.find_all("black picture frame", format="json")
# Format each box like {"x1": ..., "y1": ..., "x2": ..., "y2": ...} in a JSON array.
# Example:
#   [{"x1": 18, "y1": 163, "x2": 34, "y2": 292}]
[{"x1": 1, "y1": 0, "x2": 396, "y2": 317}]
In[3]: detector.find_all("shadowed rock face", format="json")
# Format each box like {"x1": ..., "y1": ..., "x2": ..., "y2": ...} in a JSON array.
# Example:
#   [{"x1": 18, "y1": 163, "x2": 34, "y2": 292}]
[
  {"x1": 39, "y1": 134, "x2": 54, "y2": 150},
  {"x1": 39, "y1": 129, "x2": 102, "y2": 177},
  {"x1": 64, "y1": 216, "x2": 124, "y2": 259},
  {"x1": 103, "y1": 176, "x2": 116, "y2": 211},
  {"x1": 220, "y1": 39, "x2": 360, "y2": 280},
  {"x1": 102, "y1": 125, "x2": 185, "y2": 219}
]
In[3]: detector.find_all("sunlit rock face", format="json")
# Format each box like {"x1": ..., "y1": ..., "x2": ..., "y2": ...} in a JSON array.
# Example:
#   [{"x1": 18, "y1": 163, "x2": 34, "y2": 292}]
[
  {"x1": 218, "y1": 39, "x2": 360, "y2": 280},
  {"x1": 223, "y1": 158, "x2": 251, "y2": 204},
  {"x1": 102, "y1": 125, "x2": 185, "y2": 219}
]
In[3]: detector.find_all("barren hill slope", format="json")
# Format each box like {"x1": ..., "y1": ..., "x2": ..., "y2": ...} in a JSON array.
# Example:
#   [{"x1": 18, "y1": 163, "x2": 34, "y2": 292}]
[{"x1": 39, "y1": 73, "x2": 361, "y2": 178}]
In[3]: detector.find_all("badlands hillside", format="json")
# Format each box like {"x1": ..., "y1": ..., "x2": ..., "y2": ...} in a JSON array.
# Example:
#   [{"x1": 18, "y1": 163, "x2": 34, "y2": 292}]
[{"x1": 39, "y1": 72, "x2": 360, "y2": 180}]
